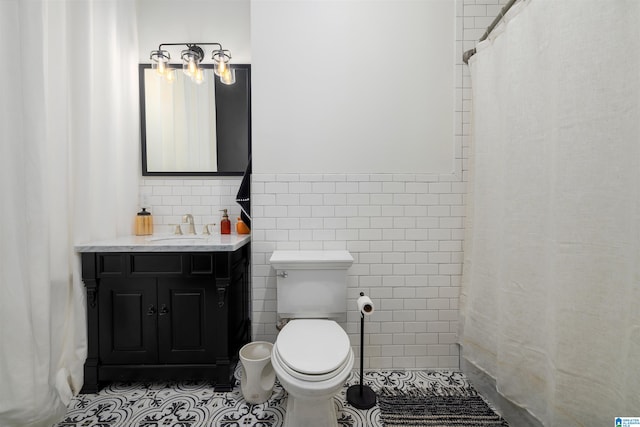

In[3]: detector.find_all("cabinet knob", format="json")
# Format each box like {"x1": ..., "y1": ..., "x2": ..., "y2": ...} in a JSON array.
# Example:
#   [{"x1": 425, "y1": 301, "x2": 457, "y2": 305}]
[
  {"x1": 159, "y1": 304, "x2": 169, "y2": 315},
  {"x1": 146, "y1": 305, "x2": 156, "y2": 316}
]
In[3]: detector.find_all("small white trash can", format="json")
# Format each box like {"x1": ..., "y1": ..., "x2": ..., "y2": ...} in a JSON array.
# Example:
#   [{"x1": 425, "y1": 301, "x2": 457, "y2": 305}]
[{"x1": 239, "y1": 341, "x2": 275, "y2": 404}]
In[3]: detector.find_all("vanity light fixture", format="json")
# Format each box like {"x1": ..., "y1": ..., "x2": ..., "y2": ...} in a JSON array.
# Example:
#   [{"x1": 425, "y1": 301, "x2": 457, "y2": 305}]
[{"x1": 149, "y1": 42, "x2": 235, "y2": 85}]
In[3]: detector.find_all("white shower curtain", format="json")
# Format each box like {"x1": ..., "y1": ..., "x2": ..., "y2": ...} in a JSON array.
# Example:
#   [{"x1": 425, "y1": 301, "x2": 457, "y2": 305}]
[
  {"x1": 0, "y1": 1, "x2": 139, "y2": 426},
  {"x1": 461, "y1": 0, "x2": 640, "y2": 426}
]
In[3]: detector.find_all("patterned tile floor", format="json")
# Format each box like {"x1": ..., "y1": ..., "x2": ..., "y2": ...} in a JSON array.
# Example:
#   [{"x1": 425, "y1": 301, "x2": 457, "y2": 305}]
[{"x1": 51, "y1": 369, "x2": 473, "y2": 427}]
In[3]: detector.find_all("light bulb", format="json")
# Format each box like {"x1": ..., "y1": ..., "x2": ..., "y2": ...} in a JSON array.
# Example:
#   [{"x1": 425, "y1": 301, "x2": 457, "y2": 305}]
[
  {"x1": 212, "y1": 50, "x2": 230, "y2": 77},
  {"x1": 193, "y1": 68, "x2": 204, "y2": 84},
  {"x1": 217, "y1": 59, "x2": 226, "y2": 76},
  {"x1": 189, "y1": 58, "x2": 197, "y2": 75},
  {"x1": 157, "y1": 60, "x2": 166, "y2": 75},
  {"x1": 183, "y1": 57, "x2": 198, "y2": 77},
  {"x1": 183, "y1": 58, "x2": 198, "y2": 77},
  {"x1": 220, "y1": 67, "x2": 235, "y2": 85},
  {"x1": 165, "y1": 69, "x2": 176, "y2": 83}
]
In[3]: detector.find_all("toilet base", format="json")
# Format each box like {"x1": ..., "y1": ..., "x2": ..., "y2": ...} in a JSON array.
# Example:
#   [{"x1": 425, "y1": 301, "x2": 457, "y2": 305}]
[
  {"x1": 283, "y1": 394, "x2": 339, "y2": 427},
  {"x1": 271, "y1": 323, "x2": 354, "y2": 427}
]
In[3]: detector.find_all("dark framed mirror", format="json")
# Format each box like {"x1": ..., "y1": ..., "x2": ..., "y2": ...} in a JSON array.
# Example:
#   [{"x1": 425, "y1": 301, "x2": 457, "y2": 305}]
[{"x1": 139, "y1": 63, "x2": 251, "y2": 176}]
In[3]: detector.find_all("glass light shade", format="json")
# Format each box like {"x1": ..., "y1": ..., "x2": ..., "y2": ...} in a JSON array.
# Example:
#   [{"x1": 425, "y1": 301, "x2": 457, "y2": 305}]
[
  {"x1": 183, "y1": 57, "x2": 199, "y2": 77},
  {"x1": 150, "y1": 50, "x2": 170, "y2": 75},
  {"x1": 220, "y1": 67, "x2": 236, "y2": 85},
  {"x1": 212, "y1": 50, "x2": 231, "y2": 77},
  {"x1": 181, "y1": 48, "x2": 203, "y2": 77},
  {"x1": 152, "y1": 60, "x2": 167, "y2": 75}
]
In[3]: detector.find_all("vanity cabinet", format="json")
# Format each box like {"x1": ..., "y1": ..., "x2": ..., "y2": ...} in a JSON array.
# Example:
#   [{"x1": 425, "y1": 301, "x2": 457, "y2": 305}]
[{"x1": 79, "y1": 245, "x2": 250, "y2": 393}]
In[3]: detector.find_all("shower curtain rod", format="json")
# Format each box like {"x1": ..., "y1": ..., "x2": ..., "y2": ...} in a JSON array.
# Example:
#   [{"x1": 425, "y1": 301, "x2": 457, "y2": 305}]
[{"x1": 463, "y1": 0, "x2": 518, "y2": 64}]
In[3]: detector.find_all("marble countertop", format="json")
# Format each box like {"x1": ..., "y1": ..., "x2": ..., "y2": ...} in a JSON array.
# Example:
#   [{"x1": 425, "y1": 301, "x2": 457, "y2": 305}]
[{"x1": 75, "y1": 233, "x2": 251, "y2": 252}]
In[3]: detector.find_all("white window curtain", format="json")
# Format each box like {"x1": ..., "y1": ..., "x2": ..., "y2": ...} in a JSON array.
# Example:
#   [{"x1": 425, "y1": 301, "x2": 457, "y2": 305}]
[
  {"x1": 461, "y1": 0, "x2": 640, "y2": 425},
  {"x1": 0, "y1": 1, "x2": 139, "y2": 426}
]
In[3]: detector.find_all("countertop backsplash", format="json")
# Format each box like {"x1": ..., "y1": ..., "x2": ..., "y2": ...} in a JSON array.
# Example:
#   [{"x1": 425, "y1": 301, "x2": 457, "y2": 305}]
[{"x1": 139, "y1": 177, "x2": 244, "y2": 236}]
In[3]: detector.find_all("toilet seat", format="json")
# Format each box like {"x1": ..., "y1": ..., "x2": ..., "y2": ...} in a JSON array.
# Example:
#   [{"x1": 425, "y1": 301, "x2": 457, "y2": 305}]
[{"x1": 274, "y1": 319, "x2": 351, "y2": 382}]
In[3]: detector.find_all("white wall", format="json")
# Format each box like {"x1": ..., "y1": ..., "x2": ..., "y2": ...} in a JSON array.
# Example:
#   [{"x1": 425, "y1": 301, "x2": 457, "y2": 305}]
[
  {"x1": 251, "y1": 0, "x2": 463, "y2": 370},
  {"x1": 137, "y1": 0, "x2": 507, "y2": 370},
  {"x1": 251, "y1": 0, "x2": 455, "y2": 174},
  {"x1": 137, "y1": 0, "x2": 251, "y2": 65}
]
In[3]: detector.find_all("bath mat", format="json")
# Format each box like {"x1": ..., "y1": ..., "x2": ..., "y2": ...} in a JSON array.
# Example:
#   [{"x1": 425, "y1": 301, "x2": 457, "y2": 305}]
[{"x1": 378, "y1": 384, "x2": 509, "y2": 427}]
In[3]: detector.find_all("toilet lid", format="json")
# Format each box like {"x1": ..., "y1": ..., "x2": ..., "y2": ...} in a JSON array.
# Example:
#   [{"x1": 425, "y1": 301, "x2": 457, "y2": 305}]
[{"x1": 277, "y1": 319, "x2": 350, "y2": 375}]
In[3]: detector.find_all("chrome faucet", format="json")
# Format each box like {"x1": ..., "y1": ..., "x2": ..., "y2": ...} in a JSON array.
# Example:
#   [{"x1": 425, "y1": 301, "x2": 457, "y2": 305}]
[{"x1": 182, "y1": 214, "x2": 196, "y2": 235}]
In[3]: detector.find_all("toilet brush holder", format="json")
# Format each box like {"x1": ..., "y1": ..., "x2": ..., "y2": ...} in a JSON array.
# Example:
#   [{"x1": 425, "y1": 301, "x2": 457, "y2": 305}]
[{"x1": 347, "y1": 293, "x2": 376, "y2": 409}]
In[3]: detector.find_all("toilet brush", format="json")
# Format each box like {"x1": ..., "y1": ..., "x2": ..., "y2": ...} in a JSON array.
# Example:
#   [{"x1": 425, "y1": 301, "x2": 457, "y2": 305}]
[{"x1": 347, "y1": 292, "x2": 376, "y2": 409}]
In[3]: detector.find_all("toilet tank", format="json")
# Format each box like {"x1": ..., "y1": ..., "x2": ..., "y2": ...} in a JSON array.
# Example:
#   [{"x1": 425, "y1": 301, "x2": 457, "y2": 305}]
[{"x1": 269, "y1": 250, "x2": 354, "y2": 318}]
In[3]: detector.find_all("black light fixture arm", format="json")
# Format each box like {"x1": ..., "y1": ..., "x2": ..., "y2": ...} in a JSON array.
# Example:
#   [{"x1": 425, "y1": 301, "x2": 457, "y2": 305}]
[
  {"x1": 152, "y1": 42, "x2": 226, "y2": 63},
  {"x1": 157, "y1": 42, "x2": 223, "y2": 51}
]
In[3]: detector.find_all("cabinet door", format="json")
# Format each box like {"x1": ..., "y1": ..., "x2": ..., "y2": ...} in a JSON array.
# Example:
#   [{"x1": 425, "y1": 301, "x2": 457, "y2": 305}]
[
  {"x1": 99, "y1": 278, "x2": 157, "y2": 364},
  {"x1": 157, "y1": 278, "x2": 217, "y2": 364}
]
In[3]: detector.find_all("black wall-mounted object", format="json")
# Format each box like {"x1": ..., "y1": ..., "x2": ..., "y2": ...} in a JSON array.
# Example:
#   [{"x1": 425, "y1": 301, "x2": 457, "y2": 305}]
[{"x1": 139, "y1": 64, "x2": 251, "y2": 176}]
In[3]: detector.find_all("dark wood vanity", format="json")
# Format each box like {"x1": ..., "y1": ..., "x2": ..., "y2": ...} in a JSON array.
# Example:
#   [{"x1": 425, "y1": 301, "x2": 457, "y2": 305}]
[{"x1": 77, "y1": 237, "x2": 250, "y2": 393}]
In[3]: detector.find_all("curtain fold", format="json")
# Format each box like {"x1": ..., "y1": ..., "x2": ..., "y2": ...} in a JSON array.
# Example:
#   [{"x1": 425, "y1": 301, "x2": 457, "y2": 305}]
[
  {"x1": 461, "y1": 1, "x2": 640, "y2": 425},
  {"x1": 144, "y1": 69, "x2": 218, "y2": 172},
  {"x1": 0, "y1": 1, "x2": 139, "y2": 426}
]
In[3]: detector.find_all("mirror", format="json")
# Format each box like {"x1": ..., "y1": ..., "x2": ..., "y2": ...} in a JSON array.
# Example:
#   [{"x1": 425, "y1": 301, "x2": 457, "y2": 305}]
[{"x1": 139, "y1": 64, "x2": 251, "y2": 176}]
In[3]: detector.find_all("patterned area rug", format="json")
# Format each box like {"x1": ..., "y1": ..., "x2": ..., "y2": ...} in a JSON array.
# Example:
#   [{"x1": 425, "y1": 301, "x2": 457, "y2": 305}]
[
  {"x1": 51, "y1": 370, "x2": 491, "y2": 427},
  {"x1": 378, "y1": 384, "x2": 509, "y2": 427}
]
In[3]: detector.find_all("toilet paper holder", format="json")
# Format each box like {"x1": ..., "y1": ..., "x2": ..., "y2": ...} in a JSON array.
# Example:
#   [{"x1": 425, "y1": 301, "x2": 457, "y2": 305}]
[
  {"x1": 347, "y1": 292, "x2": 376, "y2": 409},
  {"x1": 357, "y1": 294, "x2": 374, "y2": 315}
]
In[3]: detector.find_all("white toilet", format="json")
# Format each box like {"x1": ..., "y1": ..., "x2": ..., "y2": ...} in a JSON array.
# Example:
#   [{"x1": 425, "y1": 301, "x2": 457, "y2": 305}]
[{"x1": 269, "y1": 250, "x2": 354, "y2": 427}]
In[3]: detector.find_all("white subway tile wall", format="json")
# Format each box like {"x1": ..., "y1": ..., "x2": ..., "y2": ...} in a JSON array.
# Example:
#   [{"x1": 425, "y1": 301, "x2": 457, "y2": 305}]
[
  {"x1": 138, "y1": 0, "x2": 506, "y2": 370},
  {"x1": 139, "y1": 177, "x2": 243, "y2": 235},
  {"x1": 253, "y1": 172, "x2": 464, "y2": 370}
]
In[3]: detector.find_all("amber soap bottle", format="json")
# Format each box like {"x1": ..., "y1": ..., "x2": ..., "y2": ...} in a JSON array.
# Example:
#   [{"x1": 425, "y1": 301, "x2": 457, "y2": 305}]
[
  {"x1": 220, "y1": 209, "x2": 231, "y2": 234},
  {"x1": 135, "y1": 208, "x2": 153, "y2": 236}
]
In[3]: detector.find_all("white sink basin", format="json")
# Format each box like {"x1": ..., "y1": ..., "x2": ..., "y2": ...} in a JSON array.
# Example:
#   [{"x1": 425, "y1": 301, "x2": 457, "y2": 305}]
[{"x1": 146, "y1": 235, "x2": 209, "y2": 243}]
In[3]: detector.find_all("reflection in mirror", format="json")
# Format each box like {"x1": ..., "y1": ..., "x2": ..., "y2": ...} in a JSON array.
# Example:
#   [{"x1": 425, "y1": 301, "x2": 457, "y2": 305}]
[
  {"x1": 145, "y1": 68, "x2": 217, "y2": 172},
  {"x1": 139, "y1": 64, "x2": 251, "y2": 176}
]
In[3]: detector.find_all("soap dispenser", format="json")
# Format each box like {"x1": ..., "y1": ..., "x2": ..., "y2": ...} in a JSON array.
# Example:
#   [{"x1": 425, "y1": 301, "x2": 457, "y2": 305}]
[
  {"x1": 135, "y1": 208, "x2": 154, "y2": 236},
  {"x1": 220, "y1": 209, "x2": 231, "y2": 234}
]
